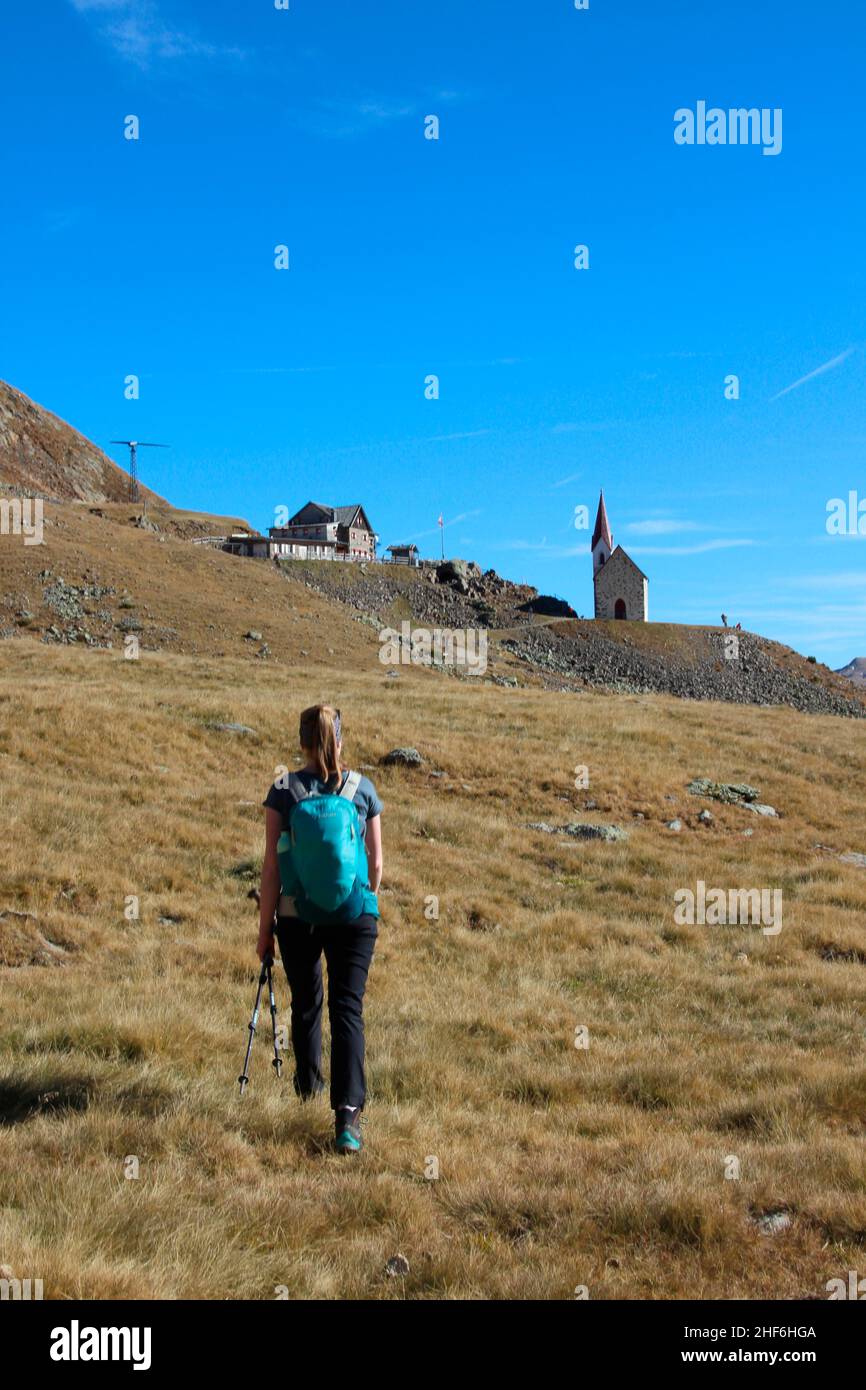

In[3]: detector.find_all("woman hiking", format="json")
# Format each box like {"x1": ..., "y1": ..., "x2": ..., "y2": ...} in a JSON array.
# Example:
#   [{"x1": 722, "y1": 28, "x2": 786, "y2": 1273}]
[{"x1": 257, "y1": 704, "x2": 383, "y2": 1154}]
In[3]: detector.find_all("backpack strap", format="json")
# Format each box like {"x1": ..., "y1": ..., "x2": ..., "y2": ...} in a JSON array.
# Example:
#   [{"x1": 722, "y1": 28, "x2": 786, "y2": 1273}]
[
  {"x1": 339, "y1": 770, "x2": 362, "y2": 803},
  {"x1": 283, "y1": 772, "x2": 312, "y2": 805}
]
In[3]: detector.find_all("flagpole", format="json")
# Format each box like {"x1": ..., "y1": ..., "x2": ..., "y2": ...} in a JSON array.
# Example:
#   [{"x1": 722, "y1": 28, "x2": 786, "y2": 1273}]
[{"x1": 438, "y1": 512, "x2": 445, "y2": 561}]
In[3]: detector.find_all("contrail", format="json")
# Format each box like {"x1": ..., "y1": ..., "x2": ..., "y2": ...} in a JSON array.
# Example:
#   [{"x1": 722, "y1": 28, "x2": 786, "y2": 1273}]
[{"x1": 770, "y1": 347, "x2": 856, "y2": 401}]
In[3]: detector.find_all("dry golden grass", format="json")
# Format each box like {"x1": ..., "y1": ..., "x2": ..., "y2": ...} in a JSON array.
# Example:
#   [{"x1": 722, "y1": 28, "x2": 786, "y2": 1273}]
[{"x1": 1, "y1": 634, "x2": 865, "y2": 1300}]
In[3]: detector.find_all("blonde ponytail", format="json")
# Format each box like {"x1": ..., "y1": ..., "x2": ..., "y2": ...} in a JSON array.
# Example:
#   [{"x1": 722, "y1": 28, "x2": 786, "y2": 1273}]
[{"x1": 299, "y1": 704, "x2": 343, "y2": 788}]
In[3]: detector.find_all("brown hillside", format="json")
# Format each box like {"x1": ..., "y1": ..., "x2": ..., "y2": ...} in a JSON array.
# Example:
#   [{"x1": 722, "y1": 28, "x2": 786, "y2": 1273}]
[
  {"x1": 0, "y1": 379, "x2": 167, "y2": 504},
  {"x1": 0, "y1": 499, "x2": 384, "y2": 663},
  {"x1": 1, "y1": 503, "x2": 864, "y2": 723}
]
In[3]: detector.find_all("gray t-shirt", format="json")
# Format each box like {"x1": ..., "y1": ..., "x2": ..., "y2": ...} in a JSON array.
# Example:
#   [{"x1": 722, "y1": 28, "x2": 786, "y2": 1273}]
[{"x1": 263, "y1": 768, "x2": 383, "y2": 835}]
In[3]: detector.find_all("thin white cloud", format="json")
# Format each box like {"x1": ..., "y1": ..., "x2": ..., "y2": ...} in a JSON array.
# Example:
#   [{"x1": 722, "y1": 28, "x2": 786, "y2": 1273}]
[
  {"x1": 426, "y1": 430, "x2": 490, "y2": 443},
  {"x1": 806, "y1": 530, "x2": 866, "y2": 544},
  {"x1": 770, "y1": 347, "x2": 856, "y2": 402},
  {"x1": 304, "y1": 91, "x2": 464, "y2": 140},
  {"x1": 627, "y1": 539, "x2": 756, "y2": 556},
  {"x1": 401, "y1": 510, "x2": 482, "y2": 543},
  {"x1": 226, "y1": 365, "x2": 337, "y2": 376},
  {"x1": 357, "y1": 101, "x2": 415, "y2": 122},
  {"x1": 662, "y1": 350, "x2": 715, "y2": 359},
  {"x1": 550, "y1": 471, "x2": 582, "y2": 489},
  {"x1": 779, "y1": 570, "x2": 866, "y2": 592},
  {"x1": 493, "y1": 535, "x2": 756, "y2": 559},
  {"x1": 551, "y1": 421, "x2": 616, "y2": 435},
  {"x1": 494, "y1": 539, "x2": 585, "y2": 558},
  {"x1": 68, "y1": 0, "x2": 247, "y2": 68},
  {"x1": 624, "y1": 519, "x2": 702, "y2": 536},
  {"x1": 44, "y1": 208, "x2": 85, "y2": 236}
]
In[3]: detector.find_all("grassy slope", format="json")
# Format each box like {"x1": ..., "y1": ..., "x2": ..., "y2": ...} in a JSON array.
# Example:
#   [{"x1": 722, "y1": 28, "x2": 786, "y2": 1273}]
[
  {"x1": 1, "y1": 627, "x2": 865, "y2": 1299},
  {"x1": 0, "y1": 501, "x2": 370, "y2": 661}
]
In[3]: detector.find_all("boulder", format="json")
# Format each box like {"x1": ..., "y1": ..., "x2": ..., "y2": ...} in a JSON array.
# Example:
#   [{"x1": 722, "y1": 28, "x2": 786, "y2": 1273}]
[
  {"x1": 687, "y1": 778, "x2": 761, "y2": 805},
  {"x1": 381, "y1": 747, "x2": 423, "y2": 767},
  {"x1": 518, "y1": 594, "x2": 578, "y2": 618},
  {"x1": 527, "y1": 821, "x2": 628, "y2": 843},
  {"x1": 436, "y1": 559, "x2": 472, "y2": 594},
  {"x1": 814, "y1": 845, "x2": 866, "y2": 870},
  {"x1": 565, "y1": 822, "x2": 628, "y2": 843},
  {"x1": 751, "y1": 1210, "x2": 792, "y2": 1236}
]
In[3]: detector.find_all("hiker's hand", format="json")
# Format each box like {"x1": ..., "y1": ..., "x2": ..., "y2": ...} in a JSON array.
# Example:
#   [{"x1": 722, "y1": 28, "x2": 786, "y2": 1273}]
[{"x1": 257, "y1": 929, "x2": 275, "y2": 963}]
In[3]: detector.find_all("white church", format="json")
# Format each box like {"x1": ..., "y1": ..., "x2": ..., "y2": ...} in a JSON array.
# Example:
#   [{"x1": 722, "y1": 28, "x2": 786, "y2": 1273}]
[{"x1": 591, "y1": 491, "x2": 649, "y2": 622}]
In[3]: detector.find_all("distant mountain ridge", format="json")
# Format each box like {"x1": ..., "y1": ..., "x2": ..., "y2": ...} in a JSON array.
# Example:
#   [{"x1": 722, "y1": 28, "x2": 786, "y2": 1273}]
[
  {"x1": 0, "y1": 379, "x2": 166, "y2": 504},
  {"x1": 836, "y1": 657, "x2": 866, "y2": 686}
]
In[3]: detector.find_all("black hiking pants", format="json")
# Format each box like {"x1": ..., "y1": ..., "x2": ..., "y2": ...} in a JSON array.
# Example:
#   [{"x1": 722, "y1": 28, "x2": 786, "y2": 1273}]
[{"x1": 274, "y1": 914, "x2": 378, "y2": 1111}]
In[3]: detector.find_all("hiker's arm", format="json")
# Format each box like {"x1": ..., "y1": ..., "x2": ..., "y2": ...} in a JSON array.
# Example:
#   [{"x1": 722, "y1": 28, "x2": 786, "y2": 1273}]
[
  {"x1": 365, "y1": 814, "x2": 382, "y2": 894},
  {"x1": 257, "y1": 809, "x2": 282, "y2": 959}
]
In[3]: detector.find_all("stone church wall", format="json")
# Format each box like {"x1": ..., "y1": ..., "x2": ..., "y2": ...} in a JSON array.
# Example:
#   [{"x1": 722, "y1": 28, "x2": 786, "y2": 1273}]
[{"x1": 594, "y1": 550, "x2": 648, "y2": 621}]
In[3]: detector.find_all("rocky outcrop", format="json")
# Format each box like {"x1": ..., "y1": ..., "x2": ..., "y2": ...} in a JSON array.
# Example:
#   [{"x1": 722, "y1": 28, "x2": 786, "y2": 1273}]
[
  {"x1": 278, "y1": 554, "x2": 575, "y2": 633},
  {"x1": 277, "y1": 553, "x2": 865, "y2": 717},
  {"x1": 686, "y1": 779, "x2": 761, "y2": 805},
  {"x1": 687, "y1": 779, "x2": 779, "y2": 817},
  {"x1": 502, "y1": 625, "x2": 866, "y2": 719}
]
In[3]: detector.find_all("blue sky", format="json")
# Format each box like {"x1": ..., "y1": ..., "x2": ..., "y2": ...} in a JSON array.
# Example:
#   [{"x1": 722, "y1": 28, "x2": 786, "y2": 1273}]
[{"x1": 2, "y1": 0, "x2": 864, "y2": 665}]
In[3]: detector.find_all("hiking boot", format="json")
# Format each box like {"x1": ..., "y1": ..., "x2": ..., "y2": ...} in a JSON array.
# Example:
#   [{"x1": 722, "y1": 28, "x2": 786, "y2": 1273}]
[{"x1": 335, "y1": 1106, "x2": 363, "y2": 1154}]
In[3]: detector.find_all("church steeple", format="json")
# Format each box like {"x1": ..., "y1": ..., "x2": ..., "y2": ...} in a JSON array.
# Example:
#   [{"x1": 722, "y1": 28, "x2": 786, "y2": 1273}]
[{"x1": 591, "y1": 490, "x2": 613, "y2": 574}]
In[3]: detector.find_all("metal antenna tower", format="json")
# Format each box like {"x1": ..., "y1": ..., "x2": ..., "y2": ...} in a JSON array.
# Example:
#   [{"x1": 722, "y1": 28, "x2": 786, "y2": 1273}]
[{"x1": 110, "y1": 441, "x2": 169, "y2": 502}]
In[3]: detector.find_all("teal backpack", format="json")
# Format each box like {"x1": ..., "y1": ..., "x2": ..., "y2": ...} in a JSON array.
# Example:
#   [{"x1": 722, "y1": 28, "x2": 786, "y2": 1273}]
[{"x1": 276, "y1": 770, "x2": 373, "y2": 926}]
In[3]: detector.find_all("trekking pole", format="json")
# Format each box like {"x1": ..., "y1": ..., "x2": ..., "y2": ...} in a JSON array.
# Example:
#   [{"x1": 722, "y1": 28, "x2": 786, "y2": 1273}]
[
  {"x1": 238, "y1": 955, "x2": 272, "y2": 1095},
  {"x1": 266, "y1": 959, "x2": 283, "y2": 1078}
]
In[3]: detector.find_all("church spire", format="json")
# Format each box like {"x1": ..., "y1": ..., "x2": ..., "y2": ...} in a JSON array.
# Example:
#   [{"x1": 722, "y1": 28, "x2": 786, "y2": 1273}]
[{"x1": 592, "y1": 490, "x2": 613, "y2": 552}]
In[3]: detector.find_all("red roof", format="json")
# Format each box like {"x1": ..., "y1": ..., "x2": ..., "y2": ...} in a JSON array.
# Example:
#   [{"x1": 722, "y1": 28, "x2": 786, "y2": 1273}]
[{"x1": 591, "y1": 491, "x2": 613, "y2": 551}]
